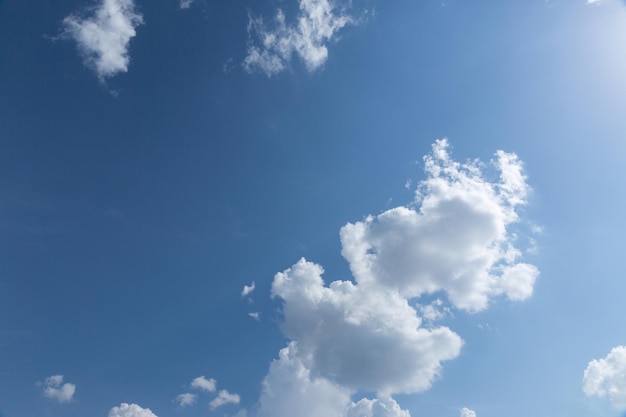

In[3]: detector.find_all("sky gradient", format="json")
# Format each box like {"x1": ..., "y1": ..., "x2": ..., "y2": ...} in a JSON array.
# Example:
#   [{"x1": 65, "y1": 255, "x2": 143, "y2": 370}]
[{"x1": 1, "y1": 1, "x2": 626, "y2": 417}]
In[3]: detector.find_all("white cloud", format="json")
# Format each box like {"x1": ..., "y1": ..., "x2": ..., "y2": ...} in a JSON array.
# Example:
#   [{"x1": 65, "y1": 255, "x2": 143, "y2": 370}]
[
  {"x1": 257, "y1": 139, "x2": 537, "y2": 417},
  {"x1": 258, "y1": 344, "x2": 412, "y2": 417},
  {"x1": 460, "y1": 407, "x2": 477, "y2": 417},
  {"x1": 180, "y1": 0, "x2": 194, "y2": 8},
  {"x1": 175, "y1": 393, "x2": 197, "y2": 407},
  {"x1": 108, "y1": 403, "x2": 158, "y2": 417},
  {"x1": 210, "y1": 389, "x2": 241, "y2": 410},
  {"x1": 241, "y1": 281, "x2": 256, "y2": 297},
  {"x1": 345, "y1": 397, "x2": 411, "y2": 417},
  {"x1": 42, "y1": 375, "x2": 75, "y2": 403},
  {"x1": 272, "y1": 258, "x2": 462, "y2": 395},
  {"x1": 417, "y1": 299, "x2": 451, "y2": 322},
  {"x1": 248, "y1": 312, "x2": 260, "y2": 320},
  {"x1": 583, "y1": 345, "x2": 626, "y2": 409},
  {"x1": 340, "y1": 139, "x2": 538, "y2": 312},
  {"x1": 191, "y1": 375, "x2": 216, "y2": 392},
  {"x1": 258, "y1": 344, "x2": 352, "y2": 417},
  {"x1": 244, "y1": 0, "x2": 357, "y2": 75},
  {"x1": 62, "y1": 0, "x2": 143, "y2": 80}
]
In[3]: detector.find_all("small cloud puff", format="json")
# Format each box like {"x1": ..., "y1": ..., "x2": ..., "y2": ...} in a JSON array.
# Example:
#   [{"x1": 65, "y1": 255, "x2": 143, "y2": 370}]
[
  {"x1": 244, "y1": 0, "x2": 358, "y2": 75},
  {"x1": 42, "y1": 375, "x2": 75, "y2": 403},
  {"x1": 460, "y1": 407, "x2": 477, "y2": 417},
  {"x1": 191, "y1": 376, "x2": 217, "y2": 392},
  {"x1": 210, "y1": 389, "x2": 241, "y2": 410},
  {"x1": 180, "y1": 0, "x2": 194, "y2": 8},
  {"x1": 583, "y1": 345, "x2": 626, "y2": 409},
  {"x1": 175, "y1": 393, "x2": 197, "y2": 407},
  {"x1": 108, "y1": 403, "x2": 158, "y2": 417},
  {"x1": 62, "y1": 0, "x2": 143, "y2": 80},
  {"x1": 241, "y1": 281, "x2": 256, "y2": 297},
  {"x1": 248, "y1": 312, "x2": 260, "y2": 321}
]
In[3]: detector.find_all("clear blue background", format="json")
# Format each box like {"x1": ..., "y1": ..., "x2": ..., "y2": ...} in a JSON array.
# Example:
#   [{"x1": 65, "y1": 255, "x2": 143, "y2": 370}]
[{"x1": 1, "y1": 0, "x2": 625, "y2": 416}]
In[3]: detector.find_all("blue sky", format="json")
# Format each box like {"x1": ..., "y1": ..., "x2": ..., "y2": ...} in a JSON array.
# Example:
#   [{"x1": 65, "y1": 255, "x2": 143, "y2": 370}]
[{"x1": 1, "y1": 0, "x2": 626, "y2": 416}]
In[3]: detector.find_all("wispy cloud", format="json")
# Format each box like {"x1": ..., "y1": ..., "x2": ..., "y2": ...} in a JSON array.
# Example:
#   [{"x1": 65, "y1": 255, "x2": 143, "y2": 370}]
[
  {"x1": 583, "y1": 345, "x2": 626, "y2": 409},
  {"x1": 244, "y1": 0, "x2": 360, "y2": 76},
  {"x1": 108, "y1": 403, "x2": 158, "y2": 417},
  {"x1": 175, "y1": 393, "x2": 197, "y2": 407},
  {"x1": 179, "y1": 0, "x2": 194, "y2": 9},
  {"x1": 41, "y1": 375, "x2": 75, "y2": 403},
  {"x1": 248, "y1": 312, "x2": 260, "y2": 320},
  {"x1": 210, "y1": 389, "x2": 241, "y2": 410},
  {"x1": 62, "y1": 0, "x2": 143, "y2": 80},
  {"x1": 257, "y1": 140, "x2": 538, "y2": 416}
]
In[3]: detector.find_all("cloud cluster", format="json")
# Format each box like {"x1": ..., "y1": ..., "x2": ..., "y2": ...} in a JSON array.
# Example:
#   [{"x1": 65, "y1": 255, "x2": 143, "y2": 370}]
[
  {"x1": 258, "y1": 140, "x2": 537, "y2": 416},
  {"x1": 62, "y1": 0, "x2": 143, "y2": 80},
  {"x1": 108, "y1": 403, "x2": 157, "y2": 417},
  {"x1": 42, "y1": 375, "x2": 75, "y2": 403},
  {"x1": 583, "y1": 345, "x2": 626, "y2": 409},
  {"x1": 244, "y1": 0, "x2": 356, "y2": 75},
  {"x1": 176, "y1": 376, "x2": 240, "y2": 410}
]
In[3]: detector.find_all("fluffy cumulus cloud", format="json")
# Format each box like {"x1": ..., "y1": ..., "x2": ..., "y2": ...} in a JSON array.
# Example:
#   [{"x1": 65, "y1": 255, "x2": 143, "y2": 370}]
[
  {"x1": 340, "y1": 139, "x2": 538, "y2": 312},
  {"x1": 258, "y1": 140, "x2": 537, "y2": 417},
  {"x1": 62, "y1": 0, "x2": 143, "y2": 80},
  {"x1": 42, "y1": 375, "x2": 75, "y2": 403},
  {"x1": 210, "y1": 389, "x2": 241, "y2": 410},
  {"x1": 271, "y1": 259, "x2": 462, "y2": 395},
  {"x1": 244, "y1": 0, "x2": 358, "y2": 75},
  {"x1": 191, "y1": 375, "x2": 217, "y2": 392},
  {"x1": 460, "y1": 407, "x2": 477, "y2": 417},
  {"x1": 108, "y1": 403, "x2": 158, "y2": 417},
  {"x1": 258, "y1": 344, "x2": 352, "y2": 417},
  {"x1": 583, "y1": 345, "x2": 626, "y2": 409}
]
